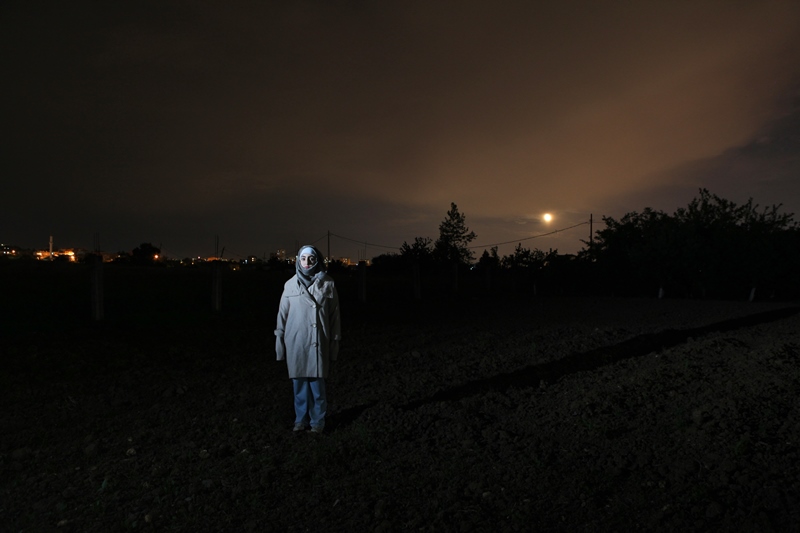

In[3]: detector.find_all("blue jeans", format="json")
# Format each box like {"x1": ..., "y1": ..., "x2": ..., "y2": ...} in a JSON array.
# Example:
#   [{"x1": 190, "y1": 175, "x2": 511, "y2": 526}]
[{"x1": 292, "y1": 378, "x2": 327, "y2": 429}]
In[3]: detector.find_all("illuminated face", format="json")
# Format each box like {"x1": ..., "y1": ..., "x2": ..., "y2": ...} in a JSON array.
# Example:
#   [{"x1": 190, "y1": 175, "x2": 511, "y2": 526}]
[{"x1": 299, "y1": 253, "x2": 317, "y2": 270}]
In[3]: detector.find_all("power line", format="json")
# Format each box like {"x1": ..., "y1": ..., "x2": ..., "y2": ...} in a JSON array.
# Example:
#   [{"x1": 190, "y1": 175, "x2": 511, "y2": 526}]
[
  {"x1": 328, "y1": 232, "x2": 400, "y2": 251},
  {"x1": 328, "y1": 221, "x2": 589, "y2": 254},
  {"x1": 468, "y1": 221, "x2": 590, "y2": 249},
  {"x1": 221, "y1": 247, "x2": 245, "y2": 259},
  {"x1": 310, "y1": 234, "x2": 328, "y2": 246}
]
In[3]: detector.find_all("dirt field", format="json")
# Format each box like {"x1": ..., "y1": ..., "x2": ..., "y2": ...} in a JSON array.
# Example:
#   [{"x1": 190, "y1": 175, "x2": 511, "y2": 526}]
[{"x1": 3, "y1": 294, "x2": 799, "y2": 532}]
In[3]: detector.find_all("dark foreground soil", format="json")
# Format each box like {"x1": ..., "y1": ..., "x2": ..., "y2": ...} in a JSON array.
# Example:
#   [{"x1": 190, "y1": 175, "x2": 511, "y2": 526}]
[{"x1": 3, "y1": 296, "x2": 800, "y2": 532}]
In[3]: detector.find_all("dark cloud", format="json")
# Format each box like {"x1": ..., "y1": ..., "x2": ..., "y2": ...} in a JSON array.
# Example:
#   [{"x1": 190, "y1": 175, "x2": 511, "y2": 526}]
[{"x1": 3, "y1": 1, "x2": 800, "y2": 257}]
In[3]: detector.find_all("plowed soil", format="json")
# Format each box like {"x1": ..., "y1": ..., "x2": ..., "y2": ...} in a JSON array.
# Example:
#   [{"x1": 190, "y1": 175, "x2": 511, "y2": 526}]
[{"x1": 3, "y1": 296, "x2": 800, "y2": 532}]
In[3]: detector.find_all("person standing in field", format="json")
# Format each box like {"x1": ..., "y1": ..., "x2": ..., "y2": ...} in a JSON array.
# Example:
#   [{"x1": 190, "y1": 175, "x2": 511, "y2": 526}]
[{"x1": 274, "y1": 245, "x2": 341, "y2": 433}]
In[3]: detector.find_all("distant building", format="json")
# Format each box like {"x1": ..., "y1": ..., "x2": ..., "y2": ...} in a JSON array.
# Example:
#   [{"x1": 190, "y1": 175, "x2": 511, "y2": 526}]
[
  {"x1": 1, "y1": 244, "x2": 19, "y2": 258},
  {"x1": 35, "y1": 248, "x2": 77, "y2": 261},
  {"x1": 270, "y1": 249, "x2": 291, "y2": 264},
  {"x1": 334, "y1": 257, "x2": 369, "y2": 267}
]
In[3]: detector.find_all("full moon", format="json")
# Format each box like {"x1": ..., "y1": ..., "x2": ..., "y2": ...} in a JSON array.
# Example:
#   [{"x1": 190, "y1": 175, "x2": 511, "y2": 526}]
[{"x1": 543, "y1": 213, "x2": 553, "y2": 222}]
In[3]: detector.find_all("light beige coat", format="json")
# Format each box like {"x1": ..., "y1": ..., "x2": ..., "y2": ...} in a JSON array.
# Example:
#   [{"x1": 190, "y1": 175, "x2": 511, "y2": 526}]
[{"x1": 274, "y1": 274, "x2": 341, "y2": 379}]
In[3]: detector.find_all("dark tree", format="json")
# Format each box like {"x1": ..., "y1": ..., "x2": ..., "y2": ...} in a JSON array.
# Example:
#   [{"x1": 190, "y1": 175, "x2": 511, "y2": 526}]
[
  {"x1": 370, "y1": 253, "x2": 405, "y2": 275},
  {"x1": 112, "y1": 251, "x2": 132, "y2": 264},
  {"x1": 500, "y1": 244, "x2": 550, "y2": 293},
  {"x1": 434, "y1": 203, "x2": 477, "y2": 265},
  {"x1": 594, "y1": 208, "x2": 679, "y2": 296},
  {"x1": 131, "y1": 242, "x2": 161, "y2": 266},
  {"x1": 400, "y1": 236, "x2": 434, "y2": 265},
  {"x1": 673, "y1": 189, "x2": 796, "y2": 297},
  {"x1": 477, "y1": 246, "x2": 500, "y2": 270},
  {"x1": 592, "y1": 189, "x2": 798, "y2": 298},
  {"x1": 501, "y1": 243, "x2": 547, "y2": 270}
]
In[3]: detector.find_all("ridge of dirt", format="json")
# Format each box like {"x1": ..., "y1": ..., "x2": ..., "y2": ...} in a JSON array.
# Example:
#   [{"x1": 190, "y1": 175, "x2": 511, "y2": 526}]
[{"x1": 332, "y1": 305, "x2": 800, "y2": 427}]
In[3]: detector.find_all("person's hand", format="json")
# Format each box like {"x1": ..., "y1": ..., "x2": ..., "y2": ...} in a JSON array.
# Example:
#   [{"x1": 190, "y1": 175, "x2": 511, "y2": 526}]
[{"x1": 276, "y1": 337, "x2": 286, "y2": 361}]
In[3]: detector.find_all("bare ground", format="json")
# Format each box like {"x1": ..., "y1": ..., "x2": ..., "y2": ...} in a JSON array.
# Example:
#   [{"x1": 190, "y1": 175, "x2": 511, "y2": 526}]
[{"x1": 2, "y1": 296, "x2": 800, "y2": 532}]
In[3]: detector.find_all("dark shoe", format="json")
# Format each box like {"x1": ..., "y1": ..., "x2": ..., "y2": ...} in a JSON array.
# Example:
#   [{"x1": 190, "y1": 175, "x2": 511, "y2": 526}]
[{"x1": 293, "y1": 423, "x2": 306, "y2": 432}]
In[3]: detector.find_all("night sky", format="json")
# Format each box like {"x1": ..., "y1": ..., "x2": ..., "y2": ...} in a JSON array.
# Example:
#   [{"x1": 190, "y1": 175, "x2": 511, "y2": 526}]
[{"x1": 4, "y1": 1, "x2": 800, "y2": 261}]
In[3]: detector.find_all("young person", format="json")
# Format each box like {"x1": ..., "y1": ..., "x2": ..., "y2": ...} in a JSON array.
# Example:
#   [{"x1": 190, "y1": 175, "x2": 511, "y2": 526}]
[{"x1": 274, "y1": 245, "x2": 341, "y2": 433}]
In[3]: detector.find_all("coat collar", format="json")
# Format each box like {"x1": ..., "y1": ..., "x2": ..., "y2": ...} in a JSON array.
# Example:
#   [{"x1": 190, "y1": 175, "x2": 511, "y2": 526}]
[{"x1": 286, "y1": 274, "x2": 334, "y2": 299}]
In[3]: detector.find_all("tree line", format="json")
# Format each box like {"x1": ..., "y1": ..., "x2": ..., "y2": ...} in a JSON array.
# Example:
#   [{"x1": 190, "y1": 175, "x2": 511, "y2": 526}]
[
  {"x1": 370, "y1": 190, "x2": 800, "y2": 300},
  {"x1": 27, "y1": 189, "x2": 795, "y2": 301}
]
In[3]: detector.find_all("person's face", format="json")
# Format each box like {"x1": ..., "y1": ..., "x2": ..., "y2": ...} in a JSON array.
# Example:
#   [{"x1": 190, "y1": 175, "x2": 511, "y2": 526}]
[{"x1": 300, "y1": 253, "x2": 317, "y2": 270}]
